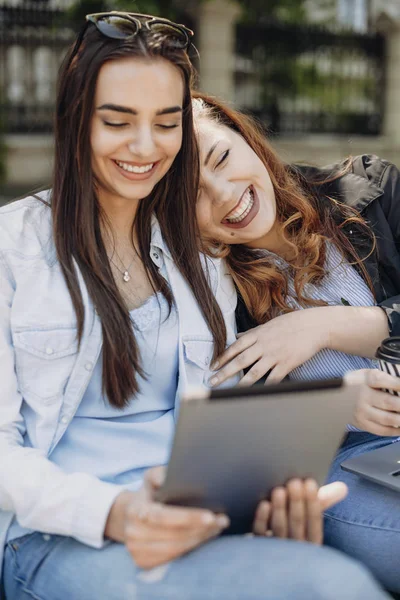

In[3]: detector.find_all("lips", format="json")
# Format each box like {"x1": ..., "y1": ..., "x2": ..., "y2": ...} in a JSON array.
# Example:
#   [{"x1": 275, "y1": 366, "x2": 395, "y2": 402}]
[
  {"x1": 221, "y1": 185, "x2": 260, "y2": 229},
  {"x1": 112, "y1": 159, "x2": 159, "y2": 181}
]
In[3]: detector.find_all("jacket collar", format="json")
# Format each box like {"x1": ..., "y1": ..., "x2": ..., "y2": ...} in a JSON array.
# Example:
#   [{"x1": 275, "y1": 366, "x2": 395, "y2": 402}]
[
  {"x1": 333, "y1": 171, "x2": 384, "y2": 213},
  {"x1": 292, "y1": 160, "x2": 384, "y2": 214}
]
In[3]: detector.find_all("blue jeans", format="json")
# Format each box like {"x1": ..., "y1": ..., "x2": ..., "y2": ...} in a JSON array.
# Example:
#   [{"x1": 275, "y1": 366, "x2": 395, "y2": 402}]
[
  {"x1": 325, "y1": 432, "x2": 400, "y2": 594},
  {"x1": 2, "y1": 530, "x2": 388, "y2": 600}
]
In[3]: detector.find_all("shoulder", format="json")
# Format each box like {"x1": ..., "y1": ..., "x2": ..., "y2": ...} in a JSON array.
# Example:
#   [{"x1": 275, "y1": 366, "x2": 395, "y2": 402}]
[
  {"x1": 0, "y1": 191, "x2": 52, "y2": 254},
  {"x1": 291, "y1": 155, "x2": 394, "y2": 212},
  {"x1": 350, "y1": 154, "x2": 395, "y2": 187}
]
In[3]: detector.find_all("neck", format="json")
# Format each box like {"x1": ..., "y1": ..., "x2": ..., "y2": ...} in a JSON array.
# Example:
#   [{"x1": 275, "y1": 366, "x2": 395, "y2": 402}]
[
  {"x1": 98, "y1": 192, "x2": 143, "y2": 259},
  {"x1": 246, "y1": 226, "x2": 294, "y2": 261},
  {"x1": 98, "y1": 190, "x2": 141, "y2": 247}
]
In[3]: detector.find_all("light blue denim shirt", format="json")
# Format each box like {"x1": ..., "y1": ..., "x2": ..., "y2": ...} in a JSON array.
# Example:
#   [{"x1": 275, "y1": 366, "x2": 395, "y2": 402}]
[
  {"x1": 0, "y1": 193, "x2": 238, "y2": 579},
  {"x1": 7, "y1": 292, "x2": 179, "y2": 543}
]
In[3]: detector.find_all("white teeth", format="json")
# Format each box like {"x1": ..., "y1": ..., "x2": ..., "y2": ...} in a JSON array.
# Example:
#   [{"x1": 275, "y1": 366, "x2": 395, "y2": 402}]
[
  {"x1": 225, "y1": 188, "x2": 254, "y2": 223},
  {"x1": 115, "y1": 160, "x2": 154, "y2": 174}
]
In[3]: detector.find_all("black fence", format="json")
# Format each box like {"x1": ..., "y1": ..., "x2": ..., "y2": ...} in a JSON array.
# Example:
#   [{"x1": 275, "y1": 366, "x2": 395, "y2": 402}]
[
  {"x1": 0, "y1": 1, "x2": 74, "y2": 134},
  {"x1": 0, "y1": 6, "x2": 387, "y2": 136},
  {"x1": 235, "y1": 21, "x2": 385, "y2": 136}
]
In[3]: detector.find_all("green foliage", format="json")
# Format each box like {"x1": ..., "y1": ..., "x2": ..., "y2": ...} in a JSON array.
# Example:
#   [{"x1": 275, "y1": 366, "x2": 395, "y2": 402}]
[
  {"x1": 65, "y1": 0, "x2": 309, "y2": 27},
  {"x1": 65, "y1": 0, "x2": 195, "y2": 27},
  {"x1": 239, "y1": 0, "x2": 307, "y2": 24}
]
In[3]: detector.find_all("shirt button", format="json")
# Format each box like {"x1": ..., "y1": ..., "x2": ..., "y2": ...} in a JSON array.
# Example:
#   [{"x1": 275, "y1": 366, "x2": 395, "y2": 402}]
[
  {"x1": 42, "y1": 534, "x2": 51, "y2": 541},
  {"x1": 61, "y1": 416, "x2": 69, "y2": 424},
  {"x1": 152, "y1": 251, "x2": 159, "y2": 261},
  {"x1": 45, "y1": 347, "x2": 54, "y2": 355},
  {"x1": 85, "y1": 362, "x2": 93, "y2": 371}
]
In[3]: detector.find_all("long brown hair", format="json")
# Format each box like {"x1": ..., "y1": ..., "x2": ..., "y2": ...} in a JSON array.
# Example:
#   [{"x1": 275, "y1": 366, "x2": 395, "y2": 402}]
[
  {"x1": 47, "y1": 23, "x2": 227, "y2": 408},
  {"x1": 193, "y1": 92, "x2": 376, "y2": 325}
]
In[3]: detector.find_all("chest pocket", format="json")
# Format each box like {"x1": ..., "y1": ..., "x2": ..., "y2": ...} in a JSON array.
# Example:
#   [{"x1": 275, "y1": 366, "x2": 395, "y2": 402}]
[
  {"x1": 13, "y1": 328, "x2": 78, "y2": 402},
  {"x1": 182, "y1": 338, "x2": 214, "y2": 388}
]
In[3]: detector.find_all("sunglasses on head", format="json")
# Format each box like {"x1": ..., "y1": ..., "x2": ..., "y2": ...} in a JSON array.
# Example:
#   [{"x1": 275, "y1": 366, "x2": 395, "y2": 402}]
[{"x1": 85, "y1": 12, "x2": 194, "y2": 50}]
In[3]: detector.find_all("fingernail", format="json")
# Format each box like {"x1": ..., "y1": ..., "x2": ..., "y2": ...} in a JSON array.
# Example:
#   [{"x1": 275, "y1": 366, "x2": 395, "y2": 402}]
[
  {"x1": 209, "y1": 376, "x2": 218, "y2": 386},
  {"x1": 211, "y1": 361, "x2": 219, "y2": 370},
  {"x1": 216, "y1": 515, "x2": 230, "y2": 529},
  {"x1": 202, "y1": 512, "x2": 215, "y2": 525}
]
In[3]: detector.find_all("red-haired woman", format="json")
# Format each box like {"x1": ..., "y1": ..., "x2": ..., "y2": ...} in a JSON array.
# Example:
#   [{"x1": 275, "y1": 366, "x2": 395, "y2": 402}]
[{"x1": 194, "y1": 92, "x2": 400, "y2": 594}]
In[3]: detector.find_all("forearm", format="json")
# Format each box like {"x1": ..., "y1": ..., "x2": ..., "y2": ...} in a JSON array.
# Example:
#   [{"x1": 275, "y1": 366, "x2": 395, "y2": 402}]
[{"x1": 325, "y1": 305, "x2": 389, "y2": 358}]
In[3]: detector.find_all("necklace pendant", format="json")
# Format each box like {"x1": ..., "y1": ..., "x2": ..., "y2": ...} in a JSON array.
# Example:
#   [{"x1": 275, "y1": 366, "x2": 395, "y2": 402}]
[{"x1": 123, "y1": 271, "x2": 130, "y2": 282}]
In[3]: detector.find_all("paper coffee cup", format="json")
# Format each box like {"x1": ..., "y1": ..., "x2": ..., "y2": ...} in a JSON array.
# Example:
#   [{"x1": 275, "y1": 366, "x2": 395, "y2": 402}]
[{"x1": 376, "y1": 337, "x2": 400, "y2": 397}]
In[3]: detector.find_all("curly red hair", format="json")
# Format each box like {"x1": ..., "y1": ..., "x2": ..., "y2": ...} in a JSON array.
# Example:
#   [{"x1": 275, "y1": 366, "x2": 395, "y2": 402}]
[{"x1": 193, "y1": 92, "x2": 376, "y2": 324}]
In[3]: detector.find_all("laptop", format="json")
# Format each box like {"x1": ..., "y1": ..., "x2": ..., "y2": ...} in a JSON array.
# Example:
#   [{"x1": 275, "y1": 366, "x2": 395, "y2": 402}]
[{"x1": 341, "y1": 440, "x2": 400, "y2": 492}]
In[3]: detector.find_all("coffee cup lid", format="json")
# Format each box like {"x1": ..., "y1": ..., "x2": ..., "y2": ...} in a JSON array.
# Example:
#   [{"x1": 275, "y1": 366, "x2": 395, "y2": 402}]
[{"x1": 376, "y1": 336, "x2": 400, "y2": 362}]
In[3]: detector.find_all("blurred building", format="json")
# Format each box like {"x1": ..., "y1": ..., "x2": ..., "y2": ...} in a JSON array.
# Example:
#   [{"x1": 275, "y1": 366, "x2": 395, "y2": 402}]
[{"x1": 2, "y1": 0, "x2": 400, "y2": 201}]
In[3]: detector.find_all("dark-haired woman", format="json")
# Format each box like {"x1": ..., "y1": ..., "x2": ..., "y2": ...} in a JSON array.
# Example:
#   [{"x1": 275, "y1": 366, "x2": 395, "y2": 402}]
[
  {"x1": 193, "y1": 92, "x2": 400, "y2": 593},
  {"x1": 0, "y1": 12, "x2": 385, "y2": 600}
]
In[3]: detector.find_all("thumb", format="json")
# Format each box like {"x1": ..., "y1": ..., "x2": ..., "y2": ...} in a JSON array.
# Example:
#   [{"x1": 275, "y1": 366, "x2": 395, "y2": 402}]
[
  {"x1": 145, "y1": 466, "x2": 167, "y2": 493},
  {"x1": 318, "y1": 482, "x2": 348, "y2": 511}
]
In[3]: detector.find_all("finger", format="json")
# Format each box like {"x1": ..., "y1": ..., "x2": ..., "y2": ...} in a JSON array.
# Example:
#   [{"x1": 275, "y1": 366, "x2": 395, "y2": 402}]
[
  {"x1": 211, "y1": 333, "x2": 257, "y2": 370},
  {"x1": 270, "y1": 487, "x2": 288, "y2": 538},
  {"x1": 371, "y1": 390, "x2": 400, "y2": 413},
  {"x1": 239, "y1": 360, "x2": 274, "y2": 386},
  {"x1": 253, "y1": 500, "x2": 272, "y2": 536},
  {"x1": 346, "y1": 369, "x2": 400, "y2": 393},
  {"x1": 360, "y1": 418, "x2": 400, "y2": 437},
  {"x1": 317, "y1": 482, "x2": 348, "y2": 511},
  {"x1": 125, "y1": 516, "x2": 225, "y2": 543},
  {"x1": 304, "y1": 479, "x2": 323, "y2": 545},
  {"x1": 127, "y1": 524, "x2": 223, "y2": 569},
  {"x1": 126, "y1": 502, "x2": 225, "y2": 530},
  {"x1": 366, "y1": 404, "x2": 400, "y2": 430},
  {"x1": 365, "y1": 369, "x2": 400, "y2": 392},
  {"x1": 286, "y1": 479, "x2": 306, "y2": 541},
  {"x1": 209, "y1": 346, "x2": 262, "y2": 387},
  {"x1": 264, "y1": 364, "x2": 288, "y2": 385}
]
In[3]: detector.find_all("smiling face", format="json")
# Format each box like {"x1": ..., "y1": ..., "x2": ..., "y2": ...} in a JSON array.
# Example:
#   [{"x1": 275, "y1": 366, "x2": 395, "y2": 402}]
[
  {"x1": 91, "y1": 56, "x2": 184, "y2": 210},
  {"x1": 196, "y1": 119, "x2": 280, "y2": 250}
]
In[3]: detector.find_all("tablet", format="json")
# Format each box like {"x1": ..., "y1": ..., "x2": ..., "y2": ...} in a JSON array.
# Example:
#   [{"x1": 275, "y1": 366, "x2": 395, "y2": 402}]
[
  {"x1": 341, "y1": 440, "x2": 400, "y2": 492},
  {"x1": 156, "y1": 377, "x2": 361, "y2": 533}
]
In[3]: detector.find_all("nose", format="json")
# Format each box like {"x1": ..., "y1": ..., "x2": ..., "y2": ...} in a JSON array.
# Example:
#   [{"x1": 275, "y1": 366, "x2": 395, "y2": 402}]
[
  {"x1": 203, "y1": 174, "x2": 236, "y2": 207},
  {"x1": 128, "y1": 125, "x2": 156, "y2": 159}
]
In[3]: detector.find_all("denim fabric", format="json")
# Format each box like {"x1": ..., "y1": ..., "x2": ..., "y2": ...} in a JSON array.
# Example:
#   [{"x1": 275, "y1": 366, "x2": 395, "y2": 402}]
[
  {"x1": 2, "y1": 532, "x2": 390, "y2": 600},
  {"x1": 324, "y1": 432, "x2": 400, "y2": 593},
  {"x1": 0, "y1": 195, "x2": 239, "y2": 579}
]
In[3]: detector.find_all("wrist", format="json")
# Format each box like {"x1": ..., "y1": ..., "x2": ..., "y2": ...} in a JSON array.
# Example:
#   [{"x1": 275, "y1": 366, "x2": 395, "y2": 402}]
[
  {"x1": 104, "y1": 490, "x2": 137, "y2": 543},
  {"x1": 311, "y1": 306, "x2": 337, "y2": 351}
]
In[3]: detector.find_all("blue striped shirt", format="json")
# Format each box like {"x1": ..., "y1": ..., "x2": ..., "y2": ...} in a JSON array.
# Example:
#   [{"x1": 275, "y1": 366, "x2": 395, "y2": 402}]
[{"x1": 266, "y1": 242, "x2": 378, "y2": 432}]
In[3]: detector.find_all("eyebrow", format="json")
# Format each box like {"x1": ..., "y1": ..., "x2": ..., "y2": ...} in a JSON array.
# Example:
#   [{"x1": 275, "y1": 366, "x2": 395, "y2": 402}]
[
  {"x1": 204, "y1": 141, "x2": 219, "y2": 167},
  {"x1": 96, "y1": 104, "x2": 183, "y2": 116}
]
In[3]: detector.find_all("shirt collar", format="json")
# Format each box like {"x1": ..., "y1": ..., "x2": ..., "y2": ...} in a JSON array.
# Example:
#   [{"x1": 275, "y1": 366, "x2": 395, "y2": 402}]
[{"x1": 150, "y1": 214, "x2": 172, "y2": 260}]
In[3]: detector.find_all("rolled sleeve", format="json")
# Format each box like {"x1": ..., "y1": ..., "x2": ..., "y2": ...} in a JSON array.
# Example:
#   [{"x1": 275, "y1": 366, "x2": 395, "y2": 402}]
[{"x1": 72, "y1": 479, "x2": 125, "y2": 548}]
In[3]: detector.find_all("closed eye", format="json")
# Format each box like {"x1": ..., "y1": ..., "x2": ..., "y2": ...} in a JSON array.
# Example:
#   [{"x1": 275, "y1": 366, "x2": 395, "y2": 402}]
[
  {"x1": 103, "y1": 121, "x2": 128, "y2": 128},
  {"x1": 216, "y1": 149, "x2": 229, "y2": 168},
  {"x1": 157, "y1": 124, "x2": 180, "y2": 129}
]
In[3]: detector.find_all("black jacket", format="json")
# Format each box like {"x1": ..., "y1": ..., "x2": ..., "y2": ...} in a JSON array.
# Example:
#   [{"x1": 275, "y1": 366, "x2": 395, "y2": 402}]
[{"x1": 236, "y1": 154, "x2": 400, "y2": 336}]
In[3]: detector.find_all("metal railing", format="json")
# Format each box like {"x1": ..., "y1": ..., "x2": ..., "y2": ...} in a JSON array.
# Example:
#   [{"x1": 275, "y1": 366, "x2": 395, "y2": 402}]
[
  {"x1": 0, "y1": 1, "x2": 74, "y2": 133},
  {"x1": 235, "y1": 21, "x2": 385, "y2": 136}
]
